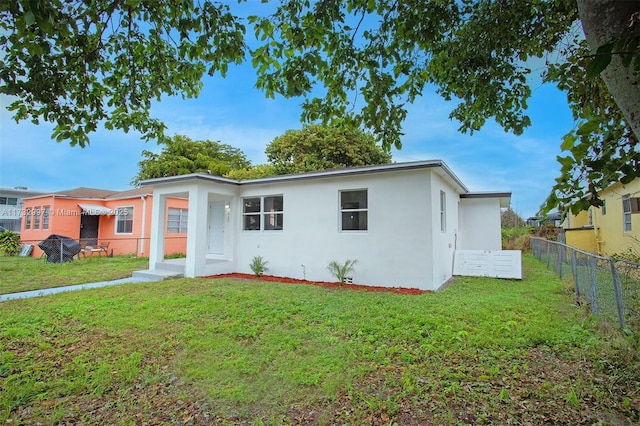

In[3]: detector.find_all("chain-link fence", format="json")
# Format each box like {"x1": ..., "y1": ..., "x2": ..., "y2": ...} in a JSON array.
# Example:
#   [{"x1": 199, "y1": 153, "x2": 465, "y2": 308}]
[{"x1": 531, "y1": 237, "x2": 640, "y2": 331}]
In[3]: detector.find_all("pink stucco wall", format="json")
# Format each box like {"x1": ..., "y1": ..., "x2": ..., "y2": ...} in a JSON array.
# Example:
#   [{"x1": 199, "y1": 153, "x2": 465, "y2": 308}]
[{"x1": 21, "y1": 195, "x2": 187, "y2": 258}]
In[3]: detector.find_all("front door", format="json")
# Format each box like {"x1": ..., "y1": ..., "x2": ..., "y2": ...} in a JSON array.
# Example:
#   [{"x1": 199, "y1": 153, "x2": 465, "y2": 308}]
[
  {"x1": 80, "y1": 215, "x2": 99, "y2": 245},
  {"x1": 208, "y1": 201, "x2": 225, "y2": 254}
]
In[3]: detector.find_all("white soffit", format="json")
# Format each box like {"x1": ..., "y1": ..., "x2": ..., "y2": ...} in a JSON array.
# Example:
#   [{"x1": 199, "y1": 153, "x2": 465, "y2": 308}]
[
  {"x1": 453, "y1": 250, "x2": 523, "y2": 280},
  {"x1": 78, "y1": 203, "x2": 114, "y2": 215}
]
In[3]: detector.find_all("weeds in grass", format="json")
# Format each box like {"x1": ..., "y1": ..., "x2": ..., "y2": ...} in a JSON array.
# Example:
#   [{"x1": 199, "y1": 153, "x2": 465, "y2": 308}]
[
  {"x1": 0, "y1": 255, "x2": 148, "y2": 294},
  {"x1": 1, "y1": 255, "x2": 638, "y2": 424}
]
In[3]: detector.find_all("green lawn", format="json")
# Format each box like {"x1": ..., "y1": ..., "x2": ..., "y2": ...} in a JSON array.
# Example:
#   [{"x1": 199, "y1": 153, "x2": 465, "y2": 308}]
[
  {"x1": 1, "y1": 255, "x2": 638, "y2": 424},
  {"x1": 0, "y1": 255, "x2": 149, "y2": 294}
]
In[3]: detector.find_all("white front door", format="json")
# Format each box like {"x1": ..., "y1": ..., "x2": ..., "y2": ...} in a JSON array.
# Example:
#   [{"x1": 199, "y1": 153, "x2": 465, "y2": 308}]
[{"x1": 208, "y1": 201, "x2": 225, "y2": 254}]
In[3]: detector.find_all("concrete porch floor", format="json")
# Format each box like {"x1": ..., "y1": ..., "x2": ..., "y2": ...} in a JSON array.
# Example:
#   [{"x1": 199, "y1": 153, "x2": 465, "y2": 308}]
[{"x1": 132, "y1": 257, "x2": 232, "y2": 280}]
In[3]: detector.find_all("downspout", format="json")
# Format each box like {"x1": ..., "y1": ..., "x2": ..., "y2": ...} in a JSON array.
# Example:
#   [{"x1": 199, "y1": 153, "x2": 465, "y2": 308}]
[{"x1": 140, "y1": 195, "x2": 147, "y2": 256}]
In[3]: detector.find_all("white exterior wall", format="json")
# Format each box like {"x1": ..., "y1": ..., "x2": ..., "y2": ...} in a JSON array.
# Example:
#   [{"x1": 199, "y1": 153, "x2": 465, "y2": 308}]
[
  {"x1": 458, "y1": 198, "x2": 502, "y2": 250},
  {"x1": 145, "y1": 162, "x2": 508, "y2": 291},
  {"x1": 148, "y1": 180, "x2": 240, "y2": 276},
  {"x1": 429, "y1": 173, "x2": 460, "y2": 287},
  {"x1": 234, "y1": 170, "x2": 439, "y2": 290}
]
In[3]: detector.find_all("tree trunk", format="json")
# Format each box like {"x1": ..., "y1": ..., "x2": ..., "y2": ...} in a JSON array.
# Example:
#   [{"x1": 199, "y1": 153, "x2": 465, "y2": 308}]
[{"x1": 577, "y1": 0, "x2": 640, "y2": 139}]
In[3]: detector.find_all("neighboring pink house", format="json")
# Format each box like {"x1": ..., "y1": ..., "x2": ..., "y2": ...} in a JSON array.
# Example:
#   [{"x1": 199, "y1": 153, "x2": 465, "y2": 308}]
[{"x1": 20, "y1": 187, "x2": 188, "y2": 258}]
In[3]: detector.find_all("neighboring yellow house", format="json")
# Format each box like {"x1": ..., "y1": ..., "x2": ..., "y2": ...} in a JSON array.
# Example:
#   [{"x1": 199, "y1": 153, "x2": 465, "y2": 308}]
[{"x1": 563, "y1": 178, "x2": 640, "y2": 256}]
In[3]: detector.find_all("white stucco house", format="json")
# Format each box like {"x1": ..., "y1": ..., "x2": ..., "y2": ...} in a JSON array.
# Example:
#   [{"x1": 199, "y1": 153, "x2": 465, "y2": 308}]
[{"x1": 135, "y1": 160, "x2": 510, "y2": 291}]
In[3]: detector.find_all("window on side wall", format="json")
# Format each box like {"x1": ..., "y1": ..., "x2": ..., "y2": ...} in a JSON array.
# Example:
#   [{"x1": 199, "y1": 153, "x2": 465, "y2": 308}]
[
  {"x1": 33, "y1": 207, "x2": 41, "y2": 229},
  {"x1": 623, "y1": 195, "x2": 632, "y2": 232},
  {"x1": 25, "y1": 208, "x2": 32, "y2": 230},
  {"x1": 116, "y1": 206, "x2": 134, "y2": 234},
  {"x1": 243, "y1": 196, "x2": 284, "y2": 231},
  {"x1": 340, "y1": 189, "x2": 368, "y2": 231},
  {"x1": 0, "y1": 197, "x2": 17, "y2": 206},
  {"x1": 167, "y1": 208, "x2": 188, "y2": 233},
  {"x1": 243, "y1": 197, "x2": 261, "y2": 231},
  {"x1": 42, "y1": 206, "x2": 50, "y2": 230},
  {"x1": 440, "y1": 191, "x2": 446, "y2": 233},
  {"x1": 263, "y1": 196, "x2": 284, "y2": 230}
]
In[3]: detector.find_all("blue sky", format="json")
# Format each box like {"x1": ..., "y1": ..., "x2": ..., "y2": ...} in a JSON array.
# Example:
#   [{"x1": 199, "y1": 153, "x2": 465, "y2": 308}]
[{"x1": 0, "y1": 37, "x2": 574, "y2": 220}]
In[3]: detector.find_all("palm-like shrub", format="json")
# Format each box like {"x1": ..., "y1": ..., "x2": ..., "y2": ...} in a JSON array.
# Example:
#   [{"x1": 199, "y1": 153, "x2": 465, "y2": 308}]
[
  {"x1": 327, "y1": 259, "x2": 357, "y2": 286},
  {"x1": 250, "y1": 256, "x2": 269, "y2": 277}
]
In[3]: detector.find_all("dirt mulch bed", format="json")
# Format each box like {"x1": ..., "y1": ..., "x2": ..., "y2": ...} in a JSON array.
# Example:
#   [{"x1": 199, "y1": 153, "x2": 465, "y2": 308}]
[{"x1": 205, "y1": 273, "x2": 429, "y2": 296}]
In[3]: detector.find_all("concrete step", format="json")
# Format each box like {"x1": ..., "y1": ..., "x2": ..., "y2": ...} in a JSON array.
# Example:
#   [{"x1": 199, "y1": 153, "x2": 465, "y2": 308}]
[
  {"x1": 155, "y1": 261, "x2": 186, "y2": 273},
  {"x1": 132, "y1": 269, "x2": 184, "y2": 281}
]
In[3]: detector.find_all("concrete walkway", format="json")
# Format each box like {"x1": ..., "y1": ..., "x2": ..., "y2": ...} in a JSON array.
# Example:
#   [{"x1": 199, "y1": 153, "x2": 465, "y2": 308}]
[{"x1": 0, "y1": 276, "x2": 157, "y2": 302}]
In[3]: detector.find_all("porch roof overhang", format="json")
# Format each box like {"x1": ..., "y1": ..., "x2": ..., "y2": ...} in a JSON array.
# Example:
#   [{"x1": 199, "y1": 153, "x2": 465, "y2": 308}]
[
  {"x1": 460, "y1": 192, "x2": 511, "y2": 208},
  {"x1": 78, "y1": 203, "x2": 114, "y2": 215}
]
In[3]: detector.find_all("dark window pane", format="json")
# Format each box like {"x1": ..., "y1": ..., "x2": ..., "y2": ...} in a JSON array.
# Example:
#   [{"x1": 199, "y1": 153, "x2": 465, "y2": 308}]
[
  {"x1": 264, "y1": 196, "x2": 283, "y2": 212},
  {"x1": 264, "y1": 213, "x2": 283, "y2": 230},
  {"x1": 244, "y1": 198, "x2": 261, "y2": 213},
  {"x1": 244, "y1": 214, "x2": 260, "y2": 230},
  {"x1": 341, "y1": 190, "x2": 367, "y2": 210},
  {"x1": 341, "y1": 211, "x2": 367, "y2": 230}
]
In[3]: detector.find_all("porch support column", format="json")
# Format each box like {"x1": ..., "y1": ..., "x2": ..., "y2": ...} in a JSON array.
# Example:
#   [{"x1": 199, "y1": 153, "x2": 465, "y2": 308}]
[
  {"x1": 185, "y1": 183, "x2": 208, "y2": 277},
  {"x1": 149, "y1": 192, "x2": 167, "y2": 269}
]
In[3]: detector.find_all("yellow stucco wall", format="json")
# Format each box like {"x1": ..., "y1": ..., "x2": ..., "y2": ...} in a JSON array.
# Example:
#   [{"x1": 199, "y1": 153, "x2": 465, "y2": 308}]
[
  {"x1": 594, "y1": 180, "x2": 640, "y2": 256},
  {"x1": 563, "y1": 179, "x2": 640, "y2": 256},
  {"x1": 564, "y1": 210, "x2": 591, "y2": 229},
  {"x1": 564, "y1": 228, "x2": 598, "y2": 253}
]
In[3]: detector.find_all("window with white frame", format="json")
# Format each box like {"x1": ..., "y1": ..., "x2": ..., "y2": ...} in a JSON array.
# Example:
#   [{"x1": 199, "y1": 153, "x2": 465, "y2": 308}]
[
  {"x1": 167, "y1": 208, "x2": 188, "y2": 233},
  {"x1": 243, "y1": 197, "x2": 261, "y2": 230},
  {"x1": 116, "y1": 206, "x2": 134, "y2": 234},
  {"x1": 601, "y1": 200, "x2": 607, "y2": 216},
  {"x1": 340, "y1": 189, "x2": 367, "y2": 231},
  {"x1": 0, "y1": 197, "x2": 17, "y2": 205},
  {"x1": 42, "y1": 206, "x2": 50, "y2": 230},
  {"x1": 263, "y1": 196, "x2": 284, "y2": 230},
  {"x1": 623, "y1": 195, "x2": 632, "y2": 232},
  {"x1": 33, "y1": 207, "x2": 41, "y2": 229},
  {"x1": 440, "y1": 191, "x2": 446, "y2": 233},
  {"x1": 25, "y1": 208, "x2": 31, "y2": 230},
  {"x1": 243, "y1": 196, "x2": 284, "y2": 231}
]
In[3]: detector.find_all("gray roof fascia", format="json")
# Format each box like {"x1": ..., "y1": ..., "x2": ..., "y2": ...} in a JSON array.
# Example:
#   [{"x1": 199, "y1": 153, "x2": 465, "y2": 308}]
[
  {"x1": 139, "y1": 174, "x2": 239, "y2": 187},
  {"x1": 460, "y1": 192, "x2": 512, "y2": 199},
  {"x1": 461, "y1": 191, "x2": 512, "y2": 208}
]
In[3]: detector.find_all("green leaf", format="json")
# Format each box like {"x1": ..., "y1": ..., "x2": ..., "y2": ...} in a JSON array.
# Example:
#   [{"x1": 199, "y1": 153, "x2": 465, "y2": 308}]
[
  {"x1": 560, "y1": 133, "x2": 576, "y2": 151},
  {"x1": 576, "y1": 119, "x2": 601, "y2": 136},
  {"x1": 24, "y1": 11, "x2": 36, "y2": 26},
  {"x1": 586, "y1": 42, "x2": 614, "y2": 80}
]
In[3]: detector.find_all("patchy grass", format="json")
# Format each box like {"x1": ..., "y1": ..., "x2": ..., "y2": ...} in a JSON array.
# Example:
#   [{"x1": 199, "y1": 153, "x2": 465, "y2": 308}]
[
  {"x1": 0, "y1": 255, "x2": 149, "y2": 294},
  {"x1": 1, "y1": 255, "x2": 638, "y2": 425}
]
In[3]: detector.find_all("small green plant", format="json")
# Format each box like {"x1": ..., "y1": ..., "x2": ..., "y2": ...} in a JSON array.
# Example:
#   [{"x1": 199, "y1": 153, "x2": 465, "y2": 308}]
[
  {"x1": 250, "y1": 256, "x2": 269, "y2": 277},
  {"x1": 0, "y1": 230, "x2": 21, "y2": 256},
  {"x1": 612, "y1": 247, "x2": 640, "y2": 263},
  {"x1": 327, "y1": 259, "x2": 357, "y2": 285}
]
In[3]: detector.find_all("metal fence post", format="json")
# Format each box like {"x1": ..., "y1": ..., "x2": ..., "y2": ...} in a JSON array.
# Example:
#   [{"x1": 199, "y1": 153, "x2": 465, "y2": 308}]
[
  {"x1": 609, "y1": 259, "x2": 626, "y2": 329},
  {"x1": 557, "y1": 245, "x2": 563, "y2": 279},
  {"x1": 546, "y1": 240, "x2": 551, "y2": 269},
  {"x1": 60, "y1": 239, "x2": 64, "y2": 264},
  {"x1": 589, "y1": 256, "x2": 598, "y2": 315},
  {"x1": 572, "y1": 249, "x2": 579, "y2": 298}
]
